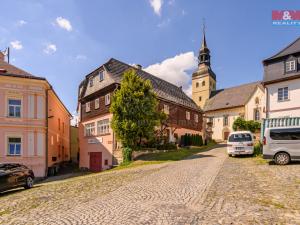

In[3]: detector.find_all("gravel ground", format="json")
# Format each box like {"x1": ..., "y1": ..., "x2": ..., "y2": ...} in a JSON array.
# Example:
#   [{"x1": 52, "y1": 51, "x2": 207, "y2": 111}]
[{"x1": 0, "y1": 146, "x2": 299, "y2": 225}]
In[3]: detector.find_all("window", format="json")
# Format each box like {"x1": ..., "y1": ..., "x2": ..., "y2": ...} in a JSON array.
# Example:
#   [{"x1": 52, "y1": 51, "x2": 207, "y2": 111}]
[
  {"x1": 196, "y1": 82, "x2": 199, "y2": 88},
  {"x1": 286, "y1": 60, "x2": 296, "y2": 72},
  {"x1": 194, "y1": 114, "x2": 199, "y2": 123},
  {"x1": 58, "y1": 118, "x2": 61, "y2": 130},
  {"x1": 270, "y1": 128, "x2": 300, "y2": 140},
  {"x1": 95, "y1": 98, "x2": 100, "y2": 109},
  {"x1": 228, "y1": 133, "x2": 252, "y2": 142},
  {"x1": 99, "y1": 71, "x2": 104, "y2": 81},
  {"x1": 86, "y1": 102, "x2": 91, "y2": 112},
  {"x1": 105, "y1": 94, "x2": 110, "y2": 105},
  {"x1": 208, "y1": 117, "x2": 214, "y2": 125},
  {"x1": 186, "y1": 111, "x2": 190, "y2": 120},
  {"x1": 278, "y1": 87, "x2": 289, "y2": 101},
  {"x1": 223, "y1": 115, "x2": 229, "y2": 126},
  {"x1": 254, "y1": 109, "x2": 260, "y2": 121},
  {"x1": 7, "y1": 137, "x2": 21, "y2": 156},
  {"x1": 97, "y1": 119, "x2": 110, "y2": 135},
  {"x1": 199, "y1": 96, "x2": 202, "y2": 102},
  {"x1": 62, "y1": 122, "x2": 65, "y2": 134},
  {"x1": 163, "y1": 104, "x2": 169, "y2": 114},
  {"x1": 89, "y1": 78, "x2": 94, "y2": 87},
  {"x1": 8, "y1": 99, "x2": 21, "y2": 117},
  {"x1": 255, "y1": 97, "x2": 259, "y2": 105},
  {"x1": 85, "y1": 122, "x2": 95, "y2": 136},
  {"x1": 202, "y1": 81, "x2": 205, "y2": 86}
]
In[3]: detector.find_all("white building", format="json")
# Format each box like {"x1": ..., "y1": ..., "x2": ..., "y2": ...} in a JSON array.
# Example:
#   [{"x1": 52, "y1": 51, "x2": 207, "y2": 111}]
[{"x1": 263, "y1": 37, "x2": 300, "y2": 118}]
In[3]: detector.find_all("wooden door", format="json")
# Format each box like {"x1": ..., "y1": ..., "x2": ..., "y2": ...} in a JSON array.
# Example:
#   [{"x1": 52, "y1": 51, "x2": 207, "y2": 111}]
[
  {"x1": 224, "y1": 132, "x2": 230, "y2": 141},
  {"x1": 89, "y1": 152, "x2": 102, "y2": 172}
]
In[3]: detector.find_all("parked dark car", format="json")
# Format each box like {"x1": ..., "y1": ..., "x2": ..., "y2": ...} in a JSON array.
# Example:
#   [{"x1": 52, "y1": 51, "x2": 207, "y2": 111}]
[{"x1": 0, "y1": 163, "x2": 34, "y2": 192}]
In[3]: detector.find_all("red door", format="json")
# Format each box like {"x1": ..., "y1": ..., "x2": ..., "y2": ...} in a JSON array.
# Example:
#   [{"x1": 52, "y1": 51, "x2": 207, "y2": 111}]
[
  {"x1": 224, "y1": 132, "x2": 230, "y2": 141},
  {"x1": 89, "y1": 152, "x2": 102, "y2": 172}
]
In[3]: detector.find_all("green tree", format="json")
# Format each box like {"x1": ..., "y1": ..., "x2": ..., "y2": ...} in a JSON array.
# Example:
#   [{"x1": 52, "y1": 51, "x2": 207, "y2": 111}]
[
  {"x1": 110, "y1": 69, "x2": 161, "y2": 162},
  {"x1": 232, "y1": 117, "x2": 261, "y2": 133}
]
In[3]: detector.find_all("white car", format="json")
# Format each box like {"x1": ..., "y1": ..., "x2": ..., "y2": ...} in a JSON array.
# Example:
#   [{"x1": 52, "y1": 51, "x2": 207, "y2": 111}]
[
  {"x1": 263, "y1": 126, "x2": 300, "y2": 165},
  {"x1": 227, "y1": 131, "x2": 254, "y2": 156}
]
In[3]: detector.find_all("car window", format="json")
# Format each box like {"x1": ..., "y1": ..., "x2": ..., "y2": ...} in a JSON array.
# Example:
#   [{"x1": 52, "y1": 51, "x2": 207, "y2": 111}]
[
  {"x1": 270, "y1": 128, "x2": 300, "y2": 140},
  {"x1": 228, "y1": 133, "x2": 252, "y2": 142}
]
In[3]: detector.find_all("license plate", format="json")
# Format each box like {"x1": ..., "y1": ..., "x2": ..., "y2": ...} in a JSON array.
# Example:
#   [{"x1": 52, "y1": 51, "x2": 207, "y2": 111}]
[{"x1": 235, "y1": 147, "x2": 244, "y2": 150}]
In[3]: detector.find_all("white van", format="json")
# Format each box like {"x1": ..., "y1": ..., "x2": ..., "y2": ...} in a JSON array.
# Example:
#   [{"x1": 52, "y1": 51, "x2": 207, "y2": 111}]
[
  {"x1": 227, "y1": 131, "x2": 255, "y2": 156},
  {"x1": 263, "y1": 127, "x2": 300, "y2": 165}
]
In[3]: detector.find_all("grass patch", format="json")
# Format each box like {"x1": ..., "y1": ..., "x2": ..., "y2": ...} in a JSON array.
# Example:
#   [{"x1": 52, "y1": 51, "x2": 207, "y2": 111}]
[
  {"x1": 253, "y1": 155, "x2": 269, "y2": 165},
  {"x1": 258, "y1": 198, "x2": 285, "y2": 209},
  {"x1": 0, "y1": 209, "x2": 11, "y2": 216},
  {"x1": 111, "y1": 143, "x2": 217, "y2": 171}
]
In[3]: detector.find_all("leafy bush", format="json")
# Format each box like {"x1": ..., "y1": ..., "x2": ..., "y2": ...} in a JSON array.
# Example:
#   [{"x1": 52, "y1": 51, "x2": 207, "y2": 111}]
[
  {"x1": 157, "y1": 142, "x2": 177, "y2": 150},
  {"x1": 233, "y1": 117, "x2": 261, "y2": 133},
  {"x1": 122, "y1": 147, "x2": 133, "y2": 163},
  {"x1": 180, "y1": 134, "x2": 203, "y2": 147},
  {"x1": 253, "y1": 142, "x2": 262, "y2": 156}
]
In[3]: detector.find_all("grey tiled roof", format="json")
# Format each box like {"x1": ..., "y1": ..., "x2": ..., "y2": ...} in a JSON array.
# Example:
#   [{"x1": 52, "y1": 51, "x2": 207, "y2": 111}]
[
  {"x1": 264, "y1": 36, "x2": 300, "y2": 62},
  {"x1": 104, "y1": 58, "x2": 201, "y2": 111},
  {"x1": 204, "y1": 81, "x2": 262, "y2": 112}
]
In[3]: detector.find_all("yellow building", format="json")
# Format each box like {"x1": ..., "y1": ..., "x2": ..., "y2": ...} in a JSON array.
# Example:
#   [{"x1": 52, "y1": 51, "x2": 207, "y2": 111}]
[{"x1": 192, "y1": 30, "x2": 265, "y2": 141}]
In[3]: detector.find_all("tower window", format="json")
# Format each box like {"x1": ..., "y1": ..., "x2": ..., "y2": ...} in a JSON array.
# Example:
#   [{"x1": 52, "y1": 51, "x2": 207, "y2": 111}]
[
  {"x1": 202, "y1": 81, "x2": 205, "y2": 86},
  {"x1": 196, "y1": 82, "x2": 199, "y2": 88},
  {"x1": 199, "y1": 96, "x2": 202, "y2": 102}
]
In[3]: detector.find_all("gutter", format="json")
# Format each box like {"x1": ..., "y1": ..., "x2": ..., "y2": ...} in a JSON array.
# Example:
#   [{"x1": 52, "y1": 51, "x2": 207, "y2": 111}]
[{"x1": 45, "y1": 88, "x2": 50, "y2": 177}]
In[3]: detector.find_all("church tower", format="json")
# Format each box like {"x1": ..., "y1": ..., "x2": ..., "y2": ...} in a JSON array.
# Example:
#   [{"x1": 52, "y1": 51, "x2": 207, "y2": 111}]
[{"x1": 192, "y1": 26, "x2": 216, "y2": 110}]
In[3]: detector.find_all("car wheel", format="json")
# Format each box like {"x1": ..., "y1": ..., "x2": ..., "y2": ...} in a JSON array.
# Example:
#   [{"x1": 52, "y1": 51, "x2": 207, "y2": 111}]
[
  {"x1": 274, "y1": 152, "x2": 290, "y2": 165},
  {"x1": 228, "y1": 154, "x2": 232, "y2": 157},
  {"x1": 24, "y1": 176, "x2": 34, "y2": 189}
]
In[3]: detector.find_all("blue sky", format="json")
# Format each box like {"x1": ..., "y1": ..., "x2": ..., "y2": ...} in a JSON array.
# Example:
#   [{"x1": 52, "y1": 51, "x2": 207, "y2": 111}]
[{"x1": 1, "y1": 0, "x2": 300, "y2": 115}]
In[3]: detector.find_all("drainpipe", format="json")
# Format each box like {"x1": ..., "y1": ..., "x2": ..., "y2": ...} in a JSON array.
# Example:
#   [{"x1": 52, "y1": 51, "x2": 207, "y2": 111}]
[
  {"x1": 45, "y1": 88, "x2": 50, "y2": 177},
  {"x1": 112, "y1": 84, "x2": 119, "y2": 165}
]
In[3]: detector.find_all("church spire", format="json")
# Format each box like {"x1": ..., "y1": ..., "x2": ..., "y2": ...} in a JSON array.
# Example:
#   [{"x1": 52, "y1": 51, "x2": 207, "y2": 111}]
[{"x1": 198, "y1": 20, "x2": 210, "y2": 66}]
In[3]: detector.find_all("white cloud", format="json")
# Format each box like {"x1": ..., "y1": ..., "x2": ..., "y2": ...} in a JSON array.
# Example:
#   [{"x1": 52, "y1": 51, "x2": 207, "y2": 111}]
[
  {"x1": 10, "y1": 40, "x2": 23, "y2": 50},
  {"x1": 17, "y1": 20, "x2": 27, "y2": 26},
  {"x1": 76, "y1": 54, "x2": 87, "y2": 60},
  {"x1": 44, "y1": 43, "x2": 57, "y2": 54},
  {"x1": 71, "y1": 111, "x2": 79, "y2": 126},
  {"x1": 144, "y1": 51, "x2": 198, "y2": 96},
  {"x1": 55, "y1": 17, "x2": 72, "y2": 31},
  {"x1": 149, "y1": 0, "x2": 163, "y2": 16}
]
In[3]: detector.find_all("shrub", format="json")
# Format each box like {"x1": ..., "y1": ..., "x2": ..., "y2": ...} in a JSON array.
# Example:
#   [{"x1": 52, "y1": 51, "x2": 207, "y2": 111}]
[
  {"x1": 180, "y1": 134, "x2": 203, "y2": 147},
  {"x1": 122, "y1": 147, "x2": 133, "y2": 163},
  {"x1": 253, "y1": 142, "x2": 262, "y2": 156},
  {"x1": 157, "y1": 142, "x2": 177, "y2": 150},
  {"x1": 233, "y1": 117, "x2": 261, "y2": 133}
]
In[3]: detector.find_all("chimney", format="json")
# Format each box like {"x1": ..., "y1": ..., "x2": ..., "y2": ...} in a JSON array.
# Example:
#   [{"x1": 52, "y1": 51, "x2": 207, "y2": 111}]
[
  {"x1": 0, "y1": 52, "x2": 4, "y2": 62},
  {"x1": 133, "y1": 64, "x2": 142, "y2": 70}
]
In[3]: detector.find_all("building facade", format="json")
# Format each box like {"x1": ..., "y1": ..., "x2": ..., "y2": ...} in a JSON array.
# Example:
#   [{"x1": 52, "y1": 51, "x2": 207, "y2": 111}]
[
  {"x1": 78, "y1": 58, "x2": 202, "y2": 172},
  {"x1": 0, "y1": 53, "x2": 71, "y2": 177},
  {"x1": 263, "y1": 37, "x2": 300, "y2": 118}
]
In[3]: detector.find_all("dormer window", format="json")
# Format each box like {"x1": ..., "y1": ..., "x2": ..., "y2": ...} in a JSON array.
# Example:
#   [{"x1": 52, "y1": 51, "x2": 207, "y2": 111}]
[
  {"x1": 89, "y1": 78, "x2": 94, "y2": 87},
  {"x1": 99, "y1": 71, "x2": 105, "y2": 81},
  {"x1": 286, "y1": 60, "x2": 296, "y2": 72}
]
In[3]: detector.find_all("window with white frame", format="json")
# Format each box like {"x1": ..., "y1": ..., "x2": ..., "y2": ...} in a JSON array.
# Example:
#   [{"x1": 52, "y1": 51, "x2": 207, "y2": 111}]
[
  {"x1": 223, "y1": 115, "x2": 229, "y2": 126},
  {"x1": 105, "y1": 94, "x2": 110, "y2": 105},
  {"x1": 194, "y1": 114, "x2": 199, "y2": 123},
  {"x1": 99, "y1": 71, "x2": 104, "y2": 81},
  {"x1": 95, "y1": 98, "x2": 100, "y2": 109},
  {"x1": 85, "y1": 122, "x2": 95, "y2": 136},
  {"x1": 278, "y1": 87, "x2": 289, "y2": 101},
  {"x1": 97, "y1": 119, "x2": 110, "y2": 135},
  {"x1": 8, "y1": 99, "x2": 21, "y2": 117},
  {"x1": 89, "y1": 78, "x2": 94, "y2": 87},
  {"x1": 286, "y1": 60, "x2": 296, "y2": 72},
  {"x1": 186, "y1": 111, "x2": 190, "y2": 120},
  {"x1": 254, "y1": 109, "x2": 260, "y2": 121},
  {"x1": 208, "y1": 117, "x2": 214, "y2": 126},
  {"x1": 86, "y1": 102, "x2": 91, "y2": 112},
  {"x1": 163, "y1": 104, "x2": 169, "y2": 114},
  {"x1": 7, "y1": 137, "x2": 21, "y2": 156}
]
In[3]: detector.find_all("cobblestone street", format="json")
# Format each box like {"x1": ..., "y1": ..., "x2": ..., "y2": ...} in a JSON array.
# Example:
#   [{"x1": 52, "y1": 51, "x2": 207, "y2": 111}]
[{"x1": 0, "y1": 146, "x2": 299, "y2": 225}]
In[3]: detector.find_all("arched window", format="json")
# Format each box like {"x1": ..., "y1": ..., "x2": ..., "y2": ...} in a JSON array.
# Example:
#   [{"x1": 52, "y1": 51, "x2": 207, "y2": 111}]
[
  {"x1": 199, "y1": 96, "x2": 202, "y2": 102},
  {"x1": 196, "y1": 82, "x2": 199, "y2": 88},
  {"x1": 202, "y1": 81, "x2": 205, "y2": 86},
  {"x1": 255, "y1": 97, "x2": 259, "y2": 105}
]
